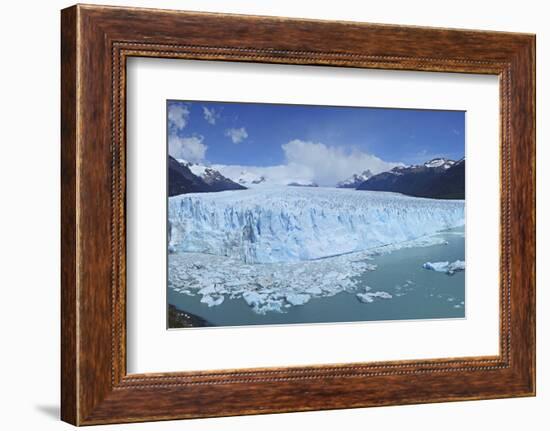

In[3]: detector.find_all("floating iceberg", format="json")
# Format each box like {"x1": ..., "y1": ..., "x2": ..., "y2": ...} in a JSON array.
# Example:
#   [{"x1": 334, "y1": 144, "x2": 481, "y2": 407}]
[
  {"x1": 168, "y1": 186, "x2": 464, "y2": 264},
  {"x1": 423, "y1": 260, "x2": 465, "y2": 275},
  {"x1": 200, "y1": 294, "x2": 224, "y2": 307},
  {"x1": 356, "y1": 290, "x2": 393, "y2": 303},
  {"x1": 285, "y1": 293, "x2": 311, "y2": 306}
]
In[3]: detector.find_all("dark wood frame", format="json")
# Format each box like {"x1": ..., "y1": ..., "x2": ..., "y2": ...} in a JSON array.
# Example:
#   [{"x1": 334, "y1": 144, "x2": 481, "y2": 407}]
[{"x1": 61, "y1": 4, "x2": 536, "y2": 426}]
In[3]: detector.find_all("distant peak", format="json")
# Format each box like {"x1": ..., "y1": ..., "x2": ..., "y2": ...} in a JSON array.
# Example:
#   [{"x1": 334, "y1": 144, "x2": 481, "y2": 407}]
[
  {"x1": 336, "y1": 169, "x2": 373, "y2": 188},
  {"x1": 424, "y1": 158, "x2": 456, "y2": 169}
]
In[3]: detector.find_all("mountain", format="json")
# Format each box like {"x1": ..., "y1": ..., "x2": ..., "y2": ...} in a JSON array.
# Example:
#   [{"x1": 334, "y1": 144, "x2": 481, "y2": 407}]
[
  {"x1": 168, "y1": 157, "x2": 246, "y2": 196},
  {"x1": 428, "y1": 158, "x2": 465, "y2": 199},
  {"x1": 168, "y1": 156, "x2": 211, "y2": 196},
  {"x1": 212, "y1": 165, "x2": 317, "y2": 187},
  {"x1": 423, "y1": 158, "x2": 456, "y2": 169},
  {"x1": 235, "y1": 172, "x2": 267, "y2": 186},
  {"x1": 357, "y1": 158, "x2": 464, "y2": 199},
  {"x1": 337, "y1": 170, "x2": 373, "y2": 188},
  {"x1": 178, "y1": 159, "x2": 247, "y2": 193}
]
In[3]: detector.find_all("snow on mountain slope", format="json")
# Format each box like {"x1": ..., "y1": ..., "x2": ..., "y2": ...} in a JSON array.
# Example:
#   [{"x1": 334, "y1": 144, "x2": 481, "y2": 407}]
[
  {"x1": 424, "y1": 158, "x2": 455, "y2": 169},
  {"x1": 231, "y1": 170, "x2": 267, "y2": 186},
  {"x1": 176, "y1": 159, "x2": 246, "y2": 192},
  {"x1": 357, "y1": 158, "x2": 465, "y2": 199},
  {"x1": 168, "y1": 186, "x2": 465, "y2": 264},
  {"x1": 178, "y1": 159, "x2": 207, "y2": 177},
  {"x1": 337, "y1": 170, "x2": 373, "y2": 188},
  {"x1": 211, "y1": 164, "x2": 317, "y2": 187},
  {"x1": 239, "y1": 173, "x2": 267, "y2": 185}
]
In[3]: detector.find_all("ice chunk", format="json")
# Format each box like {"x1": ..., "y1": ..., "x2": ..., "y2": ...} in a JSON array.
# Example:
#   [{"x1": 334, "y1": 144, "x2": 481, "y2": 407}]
[
  {"x1": 423, "y1": 261, "x2": 450, "y2": 272},
  {"x1": 242, "y1": 291, "x2": 265, "y2": 307},
  {"x1": 285, "y1": 293, "x2": 311, "y2": 306},
  {"x1": 200, "y1": 294, "x2": 224, "y2": 307},
  {"x1": 305, "y1": 286, "x2": 323, "y2": 295},
  {"x1": 198, "y1": 284, "x2": 217, "y2": 295},
  {"x1": 423, "y1": 260, "x2": 465, "y2": 275},
  {"x1": 242, "y1": 292, "x2": 285, "y2": 314},
  {"x1": 356, "y1": 292, "x2": 374, "y2": 303},
  {"x1": 356, "y1": 291, "x2": 393, "y2": 303},
  {"x1": 257, "y1": 299, "x2": 284, "y2": 314},
  {"x1": 447, "y1": 260, "x2": 466, "y2": 274}
]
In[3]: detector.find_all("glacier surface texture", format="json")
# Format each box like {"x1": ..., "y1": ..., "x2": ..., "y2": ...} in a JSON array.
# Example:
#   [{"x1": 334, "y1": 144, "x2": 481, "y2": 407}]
[{"x1": 168, "y1": 186, "x2": 465, "y2": 264}]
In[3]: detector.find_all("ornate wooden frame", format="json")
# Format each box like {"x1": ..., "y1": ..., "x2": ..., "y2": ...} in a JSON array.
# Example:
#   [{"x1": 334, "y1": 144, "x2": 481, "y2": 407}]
[{"x1": 61, "y1": 4, "x2": 536, "y2": 425}]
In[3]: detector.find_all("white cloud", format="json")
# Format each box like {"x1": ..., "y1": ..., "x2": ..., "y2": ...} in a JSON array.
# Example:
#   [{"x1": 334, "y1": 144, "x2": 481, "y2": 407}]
[
  {"x1": 213, "y1": 140, "x2": 400, "y2": 187},
  {"x1": 168, "y1": 104, "x2": 190, "y2": 131},
  {"x1": 281, "y1": 139, "x2": 399, "y2": 186},
  {"x1": 202, "y1": 107, "x2": 219, "y2": 125},
  {"x1": 168, "y1": 134, "x2": 207, "y2": 163},
  {"x1": 213, "y1": 163, "x2": 314, "y2": 186},
  {"x1": 225, "y1": 127, "x2": 248, "y2": 144}
]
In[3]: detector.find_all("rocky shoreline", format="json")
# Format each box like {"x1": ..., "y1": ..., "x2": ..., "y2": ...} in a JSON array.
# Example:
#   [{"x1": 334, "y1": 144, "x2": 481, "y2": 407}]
[{"x1": 168, "y1": 304, "x2": 212, "y2": 328}]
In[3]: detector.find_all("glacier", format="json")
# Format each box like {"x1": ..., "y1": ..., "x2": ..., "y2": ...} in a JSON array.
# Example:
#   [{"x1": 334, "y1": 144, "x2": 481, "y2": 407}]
[
  {"x1": 168, "y1": 186, "x2": 464, "y2": 315},
  {"x1": 168, "y1": 186, "x2": 465, "y2": 264}
]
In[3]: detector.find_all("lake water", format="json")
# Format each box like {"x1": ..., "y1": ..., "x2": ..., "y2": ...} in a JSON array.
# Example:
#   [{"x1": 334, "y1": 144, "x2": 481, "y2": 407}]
[{"x1": 167, "y1": 226, "x2": 465, "y2": 327}]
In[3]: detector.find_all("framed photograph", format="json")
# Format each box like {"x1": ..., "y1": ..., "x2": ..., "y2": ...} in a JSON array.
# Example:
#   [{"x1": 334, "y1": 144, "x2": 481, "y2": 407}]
[{"x1": 61, "y1": 4, "x2": 536, "y2": 425}]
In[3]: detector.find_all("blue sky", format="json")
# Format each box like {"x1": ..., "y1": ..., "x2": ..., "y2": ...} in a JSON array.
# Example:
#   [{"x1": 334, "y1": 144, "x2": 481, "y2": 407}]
[{"x1": 167, "y1": 100, "x2": 464, "y2": 185}]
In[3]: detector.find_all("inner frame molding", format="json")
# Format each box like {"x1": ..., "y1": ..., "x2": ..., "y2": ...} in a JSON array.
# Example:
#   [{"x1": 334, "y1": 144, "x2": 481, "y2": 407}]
[{"x1": 61, "y1": 4, "x2": 535, "y2": 425}]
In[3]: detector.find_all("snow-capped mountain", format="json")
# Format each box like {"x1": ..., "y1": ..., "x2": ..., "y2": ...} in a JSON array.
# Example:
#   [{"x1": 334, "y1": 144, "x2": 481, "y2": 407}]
[
  {"x1": 168, "y1": 157, "x2": 246, "y2": 196},
  {"x1": 287, "y1": 181, "x2": 319, "y2": 187},
  {"x1": 337, "y1": 169, "x2": 373, "y2": 188},
  {"x1": 423, "y1": 158, "x2": 456, "y2": 169},
  {"x1": 168, "y1": 156, "x2": 210, "y2": 196},
  {"x1": 357, "y1": 158, "x2": 465, "y2": 199},
  {"x1": 234, "y1": 171, "x2": 267, "y2": 186},
  {"x1": 177, "y1": 159, "x2": 246, "y2": 192},
  {"x1": 168, "y1": 186, "x2": 464, "y2": 264},
  {"x1": 212, "y1": 165, "x2": 318, "y2": 187}
]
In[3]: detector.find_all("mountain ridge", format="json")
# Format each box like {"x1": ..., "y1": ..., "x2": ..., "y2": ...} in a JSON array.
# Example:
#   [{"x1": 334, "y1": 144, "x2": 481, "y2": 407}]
[
  {"x1": 168, "y1": 156, "x2": 246, "y2": 196},
  {"x1": 357, "y1": 157, "x2": 465, "y2": 199},
  {"x1": 337, "y1": 169, "x2": 373, "y2": 188}
]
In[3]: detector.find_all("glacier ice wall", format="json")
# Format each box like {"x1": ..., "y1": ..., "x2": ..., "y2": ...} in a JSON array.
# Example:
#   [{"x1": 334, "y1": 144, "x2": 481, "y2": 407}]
[{"x1": 168, "y1": 186, "x2": 465, "y2": 264}]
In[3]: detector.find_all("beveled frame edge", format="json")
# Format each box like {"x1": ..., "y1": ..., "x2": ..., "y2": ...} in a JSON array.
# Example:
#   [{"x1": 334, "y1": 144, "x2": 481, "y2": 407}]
[{"x1": 61, "y1": 4, "x2": 535, "y2": 426}]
